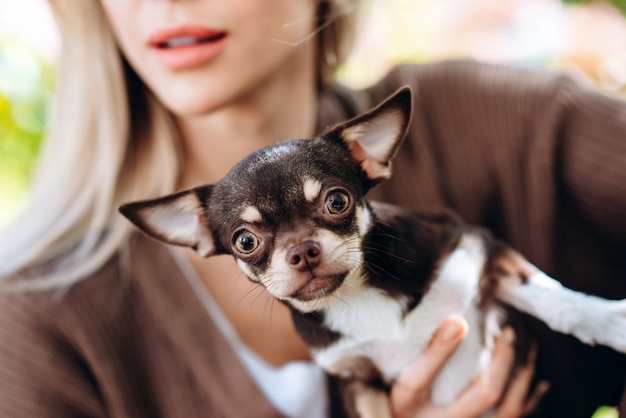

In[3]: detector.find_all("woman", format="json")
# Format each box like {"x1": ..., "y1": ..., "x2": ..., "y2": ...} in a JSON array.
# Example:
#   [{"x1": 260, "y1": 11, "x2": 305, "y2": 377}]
[{"x1": 0, "y1": 0, "x2": 624, "y2": 416}]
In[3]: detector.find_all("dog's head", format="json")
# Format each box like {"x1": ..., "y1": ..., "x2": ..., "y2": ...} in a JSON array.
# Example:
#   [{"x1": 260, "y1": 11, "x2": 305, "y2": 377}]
[{"x1": 120, "y1": 87, "x2": 412, "y2": 311}]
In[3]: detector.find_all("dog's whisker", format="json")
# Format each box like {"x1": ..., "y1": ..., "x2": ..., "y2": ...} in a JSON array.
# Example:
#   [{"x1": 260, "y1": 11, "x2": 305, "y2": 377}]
[
  {"x1": 363, "y1": 262, "x2": 401, "y2": 282},
  {"x1": 232, "y1": 280, "x2": 266, "y2": 307},
  {"x1": 369, "y1": 231, "x2": 407, "y2": 244},
  {"x1": 263, "y1": 290, "x2": 277, "y2": 323},
  {"x1": 363, "y1": 244, "x2": 415, "y2": 264},
  {"x1": 328, "y1": 291, "x2": 352, "y2": 310},
  {"x1": 243, "y1": 283, "x2": 272, "y2": 311}
]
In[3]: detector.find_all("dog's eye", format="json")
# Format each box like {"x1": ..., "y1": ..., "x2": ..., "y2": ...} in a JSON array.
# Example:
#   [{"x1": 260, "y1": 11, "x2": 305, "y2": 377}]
[
  {"x1": 325, "y1": 191, "x2": 350, "y2": 214},
  {"x1": 234, "y1": 231, "x2": 260, "y2": 254}
]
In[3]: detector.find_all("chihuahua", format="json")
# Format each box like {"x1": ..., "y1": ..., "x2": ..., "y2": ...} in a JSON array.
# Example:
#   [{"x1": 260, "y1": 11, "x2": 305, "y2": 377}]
[{"x1": 120, "y1": 87, "x2": 626, "y2": 417}]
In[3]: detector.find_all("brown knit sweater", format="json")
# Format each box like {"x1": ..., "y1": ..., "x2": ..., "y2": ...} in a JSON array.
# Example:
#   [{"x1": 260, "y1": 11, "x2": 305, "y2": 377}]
[{"x1": 1, "y1": 61, "x2": 625, "y2": 417}]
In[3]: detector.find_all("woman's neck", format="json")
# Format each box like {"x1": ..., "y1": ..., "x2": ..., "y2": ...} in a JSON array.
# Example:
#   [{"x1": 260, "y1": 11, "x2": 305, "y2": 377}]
[
  {"x1": 174, "y1": 44, "x2": 319, "y2": 366},
  {"x1": 175, "y1": 49, "x2": 318, "y2": 188}
]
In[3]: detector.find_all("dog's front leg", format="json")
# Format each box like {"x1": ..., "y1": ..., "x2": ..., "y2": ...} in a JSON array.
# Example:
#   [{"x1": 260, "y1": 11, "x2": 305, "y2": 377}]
[{"x1": 495, "y1": 269, "x2": 626, "y2": 352}]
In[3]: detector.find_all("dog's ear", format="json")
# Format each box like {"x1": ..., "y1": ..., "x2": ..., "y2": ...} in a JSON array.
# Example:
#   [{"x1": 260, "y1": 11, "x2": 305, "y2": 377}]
[
  {"x1": 335, "y1": 86, "x2": 412, "y2": 181},
  {"x1": 119, "y1": 186, "x2": 217, "y2": 257}
]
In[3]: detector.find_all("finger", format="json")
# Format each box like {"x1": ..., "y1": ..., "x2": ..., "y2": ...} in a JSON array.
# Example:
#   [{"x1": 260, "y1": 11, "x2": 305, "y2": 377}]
[
  {"x1": 395, "y1": 316, "x2": 468, "y2": 392},
  {"x1": 451, "y1": 327, "x2": 517, "y2": 417},
  {"x1": 392, "y1": 316, "x2": 468, "y2": 414},
  {"x1": 495, "y1": 344, "x2": 538, "y2": 417},
  {"x1": 522, "y1": 380, "x2": 550, "y2": 416}
]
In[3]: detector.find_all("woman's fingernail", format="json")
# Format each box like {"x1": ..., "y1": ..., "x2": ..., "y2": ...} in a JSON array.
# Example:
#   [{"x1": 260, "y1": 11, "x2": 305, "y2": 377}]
[
  {"x1": 502, "y1": 327, "x2": 516, "y2": 344},
  {"x1": 442, "y1": 321, "x2": 461, "y2": 341},
  {"x1": 537, "y1": 381, "x2": 551, "y2": 396}
]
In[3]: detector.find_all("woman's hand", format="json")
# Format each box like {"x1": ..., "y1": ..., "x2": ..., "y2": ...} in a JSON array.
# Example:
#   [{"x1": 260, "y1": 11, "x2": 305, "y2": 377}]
[{"x1": 390, "y1": 316, "x2": 550, "y2": 418}]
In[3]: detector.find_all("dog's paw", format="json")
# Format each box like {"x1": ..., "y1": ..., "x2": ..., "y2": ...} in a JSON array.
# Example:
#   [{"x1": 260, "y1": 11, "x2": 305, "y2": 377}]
[{"x1": 576, "y1": 298, "x2": 626, "y2": 353}]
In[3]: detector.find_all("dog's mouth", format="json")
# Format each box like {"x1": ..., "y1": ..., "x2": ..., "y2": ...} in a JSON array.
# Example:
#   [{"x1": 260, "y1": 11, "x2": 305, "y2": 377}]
[{"x1": 290, "y1": 273, "x2": 347, "y2": 302}]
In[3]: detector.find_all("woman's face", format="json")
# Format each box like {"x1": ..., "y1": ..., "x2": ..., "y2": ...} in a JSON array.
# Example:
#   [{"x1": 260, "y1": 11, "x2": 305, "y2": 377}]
[{"x1": 100, "y1": 0, "x2": 319, "y2": 115}]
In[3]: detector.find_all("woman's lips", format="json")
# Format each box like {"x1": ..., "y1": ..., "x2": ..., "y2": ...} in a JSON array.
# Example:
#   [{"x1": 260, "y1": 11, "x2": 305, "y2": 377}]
[{"x1": 149, "y1": 26, "x2": 228, "y2": 70}]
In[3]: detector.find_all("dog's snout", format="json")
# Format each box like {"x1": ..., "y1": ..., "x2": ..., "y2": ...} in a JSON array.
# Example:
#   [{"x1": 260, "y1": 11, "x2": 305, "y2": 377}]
[{"x1": 287, "y1": 241, "x2": 321, "y2": 271}]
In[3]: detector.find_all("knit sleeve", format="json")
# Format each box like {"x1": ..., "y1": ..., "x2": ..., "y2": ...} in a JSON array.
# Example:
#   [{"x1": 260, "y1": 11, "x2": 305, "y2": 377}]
[
  {"x1": 361, "y1": 61, "x2": 626, "y2": 416},
  {"x1": 559, "y1": 78, "x2": 626, "y2": 242},
  {"x1": 0, "y1": 293, "x2": 107, "y2": 418},
  {"x1": 363, "y1": 61, "x2": 626, "y2": 278}
]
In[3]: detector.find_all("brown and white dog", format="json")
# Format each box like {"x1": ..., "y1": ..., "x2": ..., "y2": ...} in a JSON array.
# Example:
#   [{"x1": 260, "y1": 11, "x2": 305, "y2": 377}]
[{"x1": 120, "y1": 87, "x2": 626, "y2": 417}]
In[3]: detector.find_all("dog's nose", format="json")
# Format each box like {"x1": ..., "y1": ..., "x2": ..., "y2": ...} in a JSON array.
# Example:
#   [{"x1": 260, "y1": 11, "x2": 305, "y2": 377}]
[{"x1": 287, "y1": 241, "x2": 321, "y2": 272}]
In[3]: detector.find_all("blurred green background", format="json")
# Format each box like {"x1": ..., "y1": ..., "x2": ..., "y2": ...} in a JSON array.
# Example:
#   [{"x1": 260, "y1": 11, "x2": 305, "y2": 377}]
[
  {"x1": 2, "y1": 0, "x2": 626, "y2": 230},
  {"x1": 565, "y1": 0, "x2": 626, "y2": 13},
  {"x1": 0, "y1": 44, "x2": 54, "y2": 227},
  {"x1": 0, "y1": 1, "x2": 624, "y2": 416}
]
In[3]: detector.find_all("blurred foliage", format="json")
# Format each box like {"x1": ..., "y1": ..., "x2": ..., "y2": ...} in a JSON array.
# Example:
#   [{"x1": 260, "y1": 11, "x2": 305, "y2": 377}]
[
  {"x1": 564, "y1": 0, "x2": 626, "y2": 15},
  {"x1": 591, "y1": 406, "x2": 619, "y2": 418},
  {"x1": 0, "y1": 0, "x2": 626, "y2": 228},
  {"x1": 0, "y1": 41, "x2": 55, "y2": 227}
]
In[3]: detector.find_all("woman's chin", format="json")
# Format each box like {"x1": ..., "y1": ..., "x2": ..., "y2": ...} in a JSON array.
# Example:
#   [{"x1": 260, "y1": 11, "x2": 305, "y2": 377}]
[{"x1": 155, "y1": 84, "x2": 230, "y2": 117}]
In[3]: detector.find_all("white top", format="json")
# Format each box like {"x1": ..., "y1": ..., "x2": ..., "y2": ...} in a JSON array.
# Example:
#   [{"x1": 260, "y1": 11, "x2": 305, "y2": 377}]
[{"x1": 171, "y1": 249, "x2": 329, "y2": 418}]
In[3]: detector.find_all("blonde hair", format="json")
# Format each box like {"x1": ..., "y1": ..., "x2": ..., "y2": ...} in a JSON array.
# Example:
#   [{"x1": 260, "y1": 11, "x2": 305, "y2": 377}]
[{"x1": 0, "y1": 0, "x2": 359, "y2": 291}]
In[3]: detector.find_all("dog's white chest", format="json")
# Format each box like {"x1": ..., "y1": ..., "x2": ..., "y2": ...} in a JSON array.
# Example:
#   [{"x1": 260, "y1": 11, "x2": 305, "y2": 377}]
[{"x1": 313, "y1": 234, "x2": 493, "y2": 405}]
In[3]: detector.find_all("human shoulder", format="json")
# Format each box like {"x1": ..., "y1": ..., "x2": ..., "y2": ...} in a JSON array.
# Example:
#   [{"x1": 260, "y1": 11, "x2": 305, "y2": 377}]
[
  {"x1": 0, "y1": 258, "x2": 127, "y2": 417},
  {"x1": 364, "y1": 60, "x2": 573, "y2": 105},
  {"x1": 0, "y1": 252, "x2": 130, "y2": 347}
]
